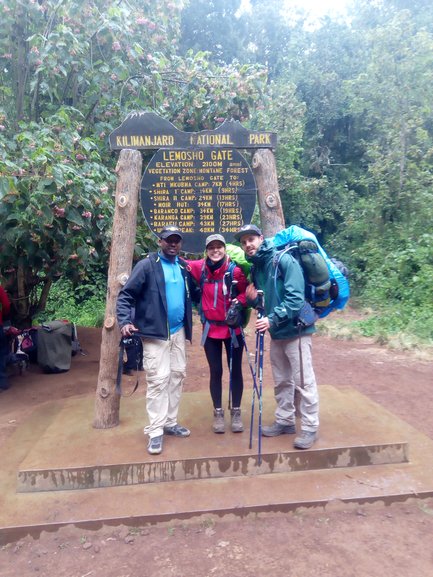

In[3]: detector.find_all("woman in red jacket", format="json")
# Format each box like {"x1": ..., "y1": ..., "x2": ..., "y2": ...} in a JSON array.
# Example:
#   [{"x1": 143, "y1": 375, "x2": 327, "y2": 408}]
[
  {"x1": 0, "y1": 285, "x2": 11, "y2": 391},
  {"x1": 188, "y1": 234, "x2": 248, "y2": 434}
]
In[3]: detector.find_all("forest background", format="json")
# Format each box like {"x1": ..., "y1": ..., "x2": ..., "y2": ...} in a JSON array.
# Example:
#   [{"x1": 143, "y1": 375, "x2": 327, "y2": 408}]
[{"x1": 0, "y1": 0, "x2": 432, "y2": 349}]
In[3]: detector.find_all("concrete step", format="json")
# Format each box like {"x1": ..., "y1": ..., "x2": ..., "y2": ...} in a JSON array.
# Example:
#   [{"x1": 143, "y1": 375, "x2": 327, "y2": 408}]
[
  {"x1": 17, "y1": 440, "x2": 409, "y2": 492},
  {"x1": 2, "y1": 458, "x2": 432, "y2": 545},
  {"x1": 1, "y1": 386, "x2": 433, "y2": 543}
]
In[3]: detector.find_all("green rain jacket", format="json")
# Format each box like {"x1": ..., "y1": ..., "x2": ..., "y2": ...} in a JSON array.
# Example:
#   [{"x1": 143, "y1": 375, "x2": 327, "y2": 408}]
[{"x1": 247, "y1": 239, "x2": 316, "y2": 340}]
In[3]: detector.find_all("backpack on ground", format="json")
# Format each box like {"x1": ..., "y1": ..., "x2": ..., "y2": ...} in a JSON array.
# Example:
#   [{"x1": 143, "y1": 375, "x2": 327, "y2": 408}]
[
  {"x1": 19, "y1": 328, "x2": 38, "y2": 363},
  {"x1": 270, "y1": 225, "x2": 350, "y2": 318},
  {"x1": 37, "y1": 320, "x2": 74, "y2": 373}
]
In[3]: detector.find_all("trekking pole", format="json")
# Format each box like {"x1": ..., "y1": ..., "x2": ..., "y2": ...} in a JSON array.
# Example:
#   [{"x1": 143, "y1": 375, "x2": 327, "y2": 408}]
[
  {"x1": 241, "y1": 327, "x2": 260, "y2": 451},
  {"x1": 227, "y1": 279, "x2": 238, "y2": 411},
  {"x1": 248, "y1": 291, "x2": 265, "y2": 459},
  {"x1": 248, "y1": 316, "x2": 261, "y2": 450},
  {"x1": 256, "y1": 290, "x2": 265, "y2": 465}
]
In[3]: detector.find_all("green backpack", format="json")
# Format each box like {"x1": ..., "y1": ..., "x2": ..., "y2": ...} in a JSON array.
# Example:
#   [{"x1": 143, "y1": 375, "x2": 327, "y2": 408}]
[
  {"x1": 225, "y1": 243, "x2": 252, "y2": 280},
  {"x1": 273, "y1": 240, "x2": 331, "y2": 310},
  {"x1": 225, "y1": 243, "x2": 252, "y2": 327}
]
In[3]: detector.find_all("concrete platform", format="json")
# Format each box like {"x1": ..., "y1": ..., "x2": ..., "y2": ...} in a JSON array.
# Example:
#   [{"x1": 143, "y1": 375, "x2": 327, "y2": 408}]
[
  {"x1": 17, "y1": 387, "x2": 409, "y2": 492},
  {"x1": 1, "y1": 386, "x2": 433, "y2": 543}
]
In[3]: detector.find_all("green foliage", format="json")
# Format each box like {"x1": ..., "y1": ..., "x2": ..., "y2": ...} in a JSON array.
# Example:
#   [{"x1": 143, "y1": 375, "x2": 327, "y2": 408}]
[
  {"x1": 0, "y1": 107, "x2": 114, "y2": 323},
  {"x1": 1, "y1": 0, "x2": 433, "y2": 350},
  {"x1": 34, "y1": 276, "x2": 106, "y2": 328},
  {"x1": 346, "y1": 232, "x2": 433, "y2": 345},
  {"x1": 180, "y1": 0, "x2": 246, "y2": 64},
  {"x1": 0, "y1": 0, "x2": 268, "y2": 325},
  {"x1": 356, "y1": 308, "x2": 433, "y2": 343},
  {"x1": 361, "y1": 232, "x2": 433, "y2": 307}
]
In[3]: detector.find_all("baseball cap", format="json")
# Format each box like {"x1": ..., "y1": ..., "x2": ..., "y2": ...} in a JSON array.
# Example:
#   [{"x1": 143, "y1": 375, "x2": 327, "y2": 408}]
[
  {"x1": 205, "y1": 233, "x2": 226, "y2": 248},
  {"x1": 159, "y1": 225, "x2": 183, "y2": 240},
  {"x1": 234, "y1": 224, "x2": 262, "y2": 241}
]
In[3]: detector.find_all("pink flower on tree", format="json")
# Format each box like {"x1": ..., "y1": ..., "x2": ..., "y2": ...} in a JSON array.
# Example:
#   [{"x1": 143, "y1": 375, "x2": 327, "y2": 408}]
[{"x1": 53, "y1": 206, "x2": 65, "y2": 217}]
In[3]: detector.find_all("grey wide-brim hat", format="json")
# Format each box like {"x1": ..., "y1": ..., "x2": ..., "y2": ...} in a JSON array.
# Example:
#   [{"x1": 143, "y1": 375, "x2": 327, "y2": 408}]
[{"x1": 205, "y1": 233, "x2": 226, "y2": 247}]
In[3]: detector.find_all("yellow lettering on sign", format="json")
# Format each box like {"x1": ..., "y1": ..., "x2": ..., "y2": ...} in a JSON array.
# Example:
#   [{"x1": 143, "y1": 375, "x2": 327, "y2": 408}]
[
  {"x1": 115, "y1": 134, "x2": 175, "y2": 147},
  {"x1": 210, "y1": 150, "x2": 233, "y2": 161},
  {"x1": 190, "y1": 134, "x2": 234, "y2": 146},
  {"x1": 249, "y1": 133, "x2": 271, "y2": 145}
]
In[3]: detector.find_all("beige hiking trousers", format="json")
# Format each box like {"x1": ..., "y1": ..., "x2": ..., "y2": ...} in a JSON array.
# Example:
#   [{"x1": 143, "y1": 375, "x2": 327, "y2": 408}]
[
  {"x1": 270, "y1": 335, "x2": 319, "y2": 432},
  {"x1": 142, "y1": 328, "x2": 186, "y2": 438}
]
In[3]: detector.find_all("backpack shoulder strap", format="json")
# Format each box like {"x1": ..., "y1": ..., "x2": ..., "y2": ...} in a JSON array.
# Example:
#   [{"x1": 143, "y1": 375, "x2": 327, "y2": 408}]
[
  {"x1": 227, "y1": 260, "x2": 236, "y2": 276},
  {"x1": 272, "y1": 245, "x2": 298, "y2": 299},
  {"x1": 200, "y1": 261, "x2": 205, "y2": 289}
]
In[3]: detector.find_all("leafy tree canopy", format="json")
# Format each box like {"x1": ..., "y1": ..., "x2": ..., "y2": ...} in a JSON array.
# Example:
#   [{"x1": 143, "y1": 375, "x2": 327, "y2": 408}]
[{"x1": 0, "y1": 0, "x2": 267, "y2": 325}]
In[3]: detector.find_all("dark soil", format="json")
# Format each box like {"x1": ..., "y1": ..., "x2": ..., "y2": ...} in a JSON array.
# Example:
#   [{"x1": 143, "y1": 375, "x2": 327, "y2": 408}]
[{"x1": 1, "y1": 312, "x2": 432, "y2": 577}]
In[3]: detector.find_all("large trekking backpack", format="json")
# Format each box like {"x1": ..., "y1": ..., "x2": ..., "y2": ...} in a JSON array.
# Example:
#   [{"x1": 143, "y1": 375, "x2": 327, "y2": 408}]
[
  {"x1": 37, "y1": 320, "x2": 74, "y2": 373},
  {"x1": 270, "y1": 225, "x2": 350, "y2": 318}
]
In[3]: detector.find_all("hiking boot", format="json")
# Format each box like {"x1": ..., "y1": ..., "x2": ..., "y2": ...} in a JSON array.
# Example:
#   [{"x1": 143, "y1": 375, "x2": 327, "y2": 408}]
[
  {"x1": 261, "y1": 421, "x2": 296, "y2": 437},
  {"x1": 294, "y1": 430, "x2": 318, "y2": 450},
  {"x1": 212, "y1": 408, "x2": 225, "y2": 434},
  {"x1": 230, "y1": 408, "x2": 244, "y2": 433},
  {"x1": 147, "y1": 435, "x2": 163, "y2": 455},
  {"x1": 163, "y1": 424, "x2": 191, "y2": 437}
]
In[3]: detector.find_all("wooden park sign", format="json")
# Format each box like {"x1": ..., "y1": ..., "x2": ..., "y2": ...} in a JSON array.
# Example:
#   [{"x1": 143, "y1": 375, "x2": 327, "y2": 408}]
[
  {"x1": 94, "y1": 114, "x2": 282, "y2": 429},
  {"x1": 109, "y1": 112, "x2": 277, "y2": 252},
  {"x1": 109, "y1": 111, "x2": 277, "y2": 151}
]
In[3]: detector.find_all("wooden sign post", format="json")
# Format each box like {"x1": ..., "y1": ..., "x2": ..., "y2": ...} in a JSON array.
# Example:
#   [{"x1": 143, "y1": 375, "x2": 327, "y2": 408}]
[
  {"x1": 252, "y1": 149, "x2": 285, "y2": 238},
  {"x1": 93, "y1": 149, "x2": 142, "y2": 429}
]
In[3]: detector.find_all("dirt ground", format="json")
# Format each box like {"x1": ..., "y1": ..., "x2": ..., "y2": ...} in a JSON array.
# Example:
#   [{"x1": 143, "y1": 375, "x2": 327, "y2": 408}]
[{"x1": 1, "y1": 311, "x2": 433, "y2": 576}]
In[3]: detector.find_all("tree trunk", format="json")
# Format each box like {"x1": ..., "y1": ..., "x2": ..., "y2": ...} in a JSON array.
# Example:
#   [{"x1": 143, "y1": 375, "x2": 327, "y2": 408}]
[
  {"x1": 252, "y1": 149, "x2": 285, "y2": 237},
  {"x1": 93, "y1": 149, "x2": 143, "y2": 429},
  {"x1": 253, "y1": 149, "x2": 302, "y2": 412},
  {"x1": 16, "y1": 258, "x2": 29, "y2": 323}
]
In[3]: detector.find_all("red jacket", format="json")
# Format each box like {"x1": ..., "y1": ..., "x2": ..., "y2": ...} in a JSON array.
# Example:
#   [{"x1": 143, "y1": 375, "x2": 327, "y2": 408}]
[
  {"x1": 0, "y1": 286, "x2": 11, "y2": 325},
  {"x1": 188, "y1": 258, "x2": 248, "y2": 340}
]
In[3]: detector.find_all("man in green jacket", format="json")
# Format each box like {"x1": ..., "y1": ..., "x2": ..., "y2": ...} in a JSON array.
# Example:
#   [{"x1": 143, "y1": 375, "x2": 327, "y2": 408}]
[{"x1": 235, "y1": 224, "x2": 319, "y2": 450}]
